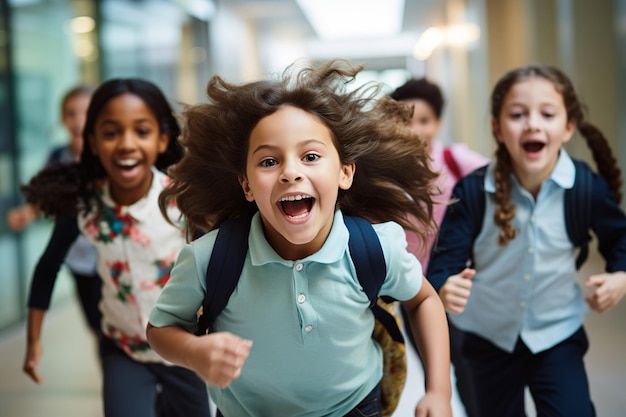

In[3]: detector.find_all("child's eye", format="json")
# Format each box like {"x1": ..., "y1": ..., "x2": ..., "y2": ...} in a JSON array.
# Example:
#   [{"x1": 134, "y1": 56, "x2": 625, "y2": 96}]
[
  {"x1": 101, "y1": 130, "x2": 118, "y2": 139},
  {"x1": 419, "y1": 117, "x2": 431, "y2": 124},
  {"x1": 260, "y1": 158, "x2": 278, "y2": 167},
  {"x1": 136, "y1": 128, "x2": 152, "y2": 137},
  {"x1": 542, "y1": 112, "x2": 555, "y2": 119},
  {"x1": 509, "y1": 112, "x2": 523, "y2": 120},
  {"x1": 303, "y1": 153, "x2": 319, "y2": 162}
]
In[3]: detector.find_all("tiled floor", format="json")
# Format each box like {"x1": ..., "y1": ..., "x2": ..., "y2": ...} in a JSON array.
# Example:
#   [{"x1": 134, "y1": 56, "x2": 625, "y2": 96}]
[
  {"x1": 0, "y1": 301, "x2": 102, "y2": 417},
  {"x1": 0, "y1": 250, "x2": 624, "y2": 416}
]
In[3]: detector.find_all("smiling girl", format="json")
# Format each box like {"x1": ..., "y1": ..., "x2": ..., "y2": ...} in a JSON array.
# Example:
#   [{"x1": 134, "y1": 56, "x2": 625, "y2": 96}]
[
  {"x1": 21, "y1": 79, "x2": 211, "y2": 417},
  {"x1": 147, "y1": 59, "x2": 452, "y2": 417},
  {"x1": 427, "y1": 65, "x2": 626, "y2": 416}
]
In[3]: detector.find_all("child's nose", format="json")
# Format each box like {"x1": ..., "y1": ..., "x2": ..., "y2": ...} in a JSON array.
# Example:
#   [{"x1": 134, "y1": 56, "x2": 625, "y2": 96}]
[
  {"x1": 118, "y1": 131, "x2": 138, "y2": 148},
  {"x1": 525, "y1": 112, "x2": 541, "y2": 131},
  {"x1": 279, "y1": 161, "x2": 303, "y2": 183}
]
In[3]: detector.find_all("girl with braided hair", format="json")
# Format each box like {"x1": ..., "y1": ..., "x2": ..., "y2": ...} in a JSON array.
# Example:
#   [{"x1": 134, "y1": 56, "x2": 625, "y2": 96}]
[{"x1": 427, "y1": 64, "x2": 626, "y2": 416}]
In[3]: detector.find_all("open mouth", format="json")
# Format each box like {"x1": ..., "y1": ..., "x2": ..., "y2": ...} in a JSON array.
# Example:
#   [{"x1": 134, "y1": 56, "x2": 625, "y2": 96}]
[
  {"x1": 115, "y1": 158, "x2": 141, "y2": 170},
  {"x1": 522, "y1": 141, "x2": 545, "y2": 152},
  {"x1": 279, "y1": 195, "x2": 314, "y2": 219}
]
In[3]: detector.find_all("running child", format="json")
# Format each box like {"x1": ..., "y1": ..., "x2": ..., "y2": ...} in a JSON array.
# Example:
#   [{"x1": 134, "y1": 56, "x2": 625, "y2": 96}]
[
  {"x1": 147, "y1": 59, "x2": 452, "y2": 417},
  {"x1": 427, "y1": 64, "x2": 626, "y2": 416},
  {"x1": 21, "y1": 78, "x2": 211, "y2": 417}
]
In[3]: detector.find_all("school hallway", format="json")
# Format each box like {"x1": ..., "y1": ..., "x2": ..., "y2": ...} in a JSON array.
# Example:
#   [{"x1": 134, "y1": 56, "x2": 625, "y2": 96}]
[{"x1": 0, "y1": 250, "x2": 625, "y2": 417}]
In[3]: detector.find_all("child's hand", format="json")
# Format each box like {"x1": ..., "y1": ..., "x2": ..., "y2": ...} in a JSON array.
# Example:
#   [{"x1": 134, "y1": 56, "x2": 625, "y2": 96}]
[
  {"x1": 437, "y1": 268, "x2": 476, "y2": 314},
  {"x1": 585, "y1": 271, "x2": 626, "y2": 313},
  {"x1": 7, "y1": 204, "x2": 38, "y2": 232},
  {"x1": 414, "y1": 391, "x2": 452, "y2": 417},
  {"x1": 23, "y1": 340, "x2": 44, "y2": 384},
  {"x1": 188, "y1": 332, "x2": 253, "y2": 388}
]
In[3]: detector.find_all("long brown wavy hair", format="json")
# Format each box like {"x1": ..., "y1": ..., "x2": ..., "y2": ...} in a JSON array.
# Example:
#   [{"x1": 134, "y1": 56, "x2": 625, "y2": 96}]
[
  {"x1": 159, "y1": 59, "x2": 439, "y2": 240},
  {"x1": 490, "y1": 64, "x2": 622, "y2": 245}
]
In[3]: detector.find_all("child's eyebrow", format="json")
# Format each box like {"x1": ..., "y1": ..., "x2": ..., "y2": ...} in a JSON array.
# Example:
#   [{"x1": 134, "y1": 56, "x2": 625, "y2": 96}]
[
  {"x1": 96, "y1": 119, "x2": 120, "y2": 127},
  {"x1": 97, "y1": 117, "x2": 155, "y2": 127},
  {"x1": 251, "y1": 139, "x2": 328, "y2": 155}
]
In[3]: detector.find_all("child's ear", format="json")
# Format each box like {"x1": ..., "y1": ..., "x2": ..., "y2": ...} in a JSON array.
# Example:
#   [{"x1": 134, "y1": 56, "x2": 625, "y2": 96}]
[
  {"x1": 339, "y1": 162, "x2": 356, "y2": 190},
  {"x1": 158, "y1": 132, "x2": 169, "y2": 154},
  {"x1": 238, "y1": 176, "x2": 255, "y2": 202}
]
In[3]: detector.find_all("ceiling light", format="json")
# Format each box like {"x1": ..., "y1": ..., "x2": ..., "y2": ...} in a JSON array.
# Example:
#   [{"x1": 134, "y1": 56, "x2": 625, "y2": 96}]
[
  {"x1": 413, "y1": 27, "x2": 443, "y2": 61},
  {"x1": 445, "y1": 23, "x2": 480, "y2": 46},
  {"x1": 70, "y1": 16, "x2": 95, "y2": 34},
  {"x1": 413, "y1": 23, "x2": 481, "y2": 60},
  {"x1": 296, "y1": 0, "x2": 405, "y2": 40}
]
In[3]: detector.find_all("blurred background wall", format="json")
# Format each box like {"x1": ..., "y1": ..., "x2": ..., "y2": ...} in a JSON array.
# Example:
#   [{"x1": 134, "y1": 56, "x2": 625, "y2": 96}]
[{"x1": 0, "y1": 0, "x2": 624, "y2": 333}]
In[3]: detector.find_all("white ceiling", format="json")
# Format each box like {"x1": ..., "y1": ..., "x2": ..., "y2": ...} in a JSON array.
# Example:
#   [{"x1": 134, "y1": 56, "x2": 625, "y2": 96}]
[
  {"x1": 226, "y1": 0, "x2": 446, "y2": 35},
  {"x1": 222, "y1": 0, "x2": 449, "y2": 69}
]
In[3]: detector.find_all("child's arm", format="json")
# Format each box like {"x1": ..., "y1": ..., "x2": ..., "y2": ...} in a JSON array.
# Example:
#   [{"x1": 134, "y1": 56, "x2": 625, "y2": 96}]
[
  {"x1": 401, "y1": 276, "x2": 452, "y2": 417},
  {"x1": 23, "y1": 215, "x2": 79, "y2": 384},
  {"x1": 146, "y1": 324, "x2": 252, "y2": 388},
  {"x1": 586, "y1": 171, "x2": 626, "y2": 313},
  {"x1": 585, "y1": 271, "x2": 626, "y2": 313},
  {"x1": 23, "y1": 308, "x2": 46, "y2": 383}
]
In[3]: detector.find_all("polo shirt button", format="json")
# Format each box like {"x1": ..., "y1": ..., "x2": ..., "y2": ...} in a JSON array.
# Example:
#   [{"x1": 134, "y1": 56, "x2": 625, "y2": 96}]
[
  {"x1": 297, "y1": 293, "x2": 306, "y2": 304},
  {"x1": 520, "y1": 301, "x2": 526, "y2": 308},
  {"x1": 528, "y1": 247, "x2": 534, "y2": 254},
  {"x1": 295, "y1": 263, "x2": 303, "y2": 271},
  {"x1": 304, "y1": 325, "x2": 313, "y2": 333}
]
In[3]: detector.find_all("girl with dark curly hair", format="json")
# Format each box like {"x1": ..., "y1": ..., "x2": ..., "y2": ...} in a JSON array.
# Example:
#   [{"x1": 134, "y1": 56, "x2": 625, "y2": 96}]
[{"x1": 21, "y1": 78, "x2": 211, "y2": 417}]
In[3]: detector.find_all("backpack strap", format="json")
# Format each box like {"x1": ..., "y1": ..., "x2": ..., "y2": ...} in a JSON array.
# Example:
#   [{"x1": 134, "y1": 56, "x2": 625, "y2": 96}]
[
  {"x1": 463, "y1": 166, "x2": 487, "y2": 240},
  {"x1": 343, "y1": 216, "x2": 404, "y2": 344},
  {"x1": 456, "y1": 167, "x2": 487, "y2": 269},
  {"x1": 196, "y1": 216, "x2": 252, "y2": 336},
  {"x1": 343, "y1": 216, "x2": 386, "y2": 305},
  {"x1": 565, "y1": 159, "x2": 593, "y2": 269},
  {"x1": 443, "y1": 147, "x2": 463, "y2": 181}
]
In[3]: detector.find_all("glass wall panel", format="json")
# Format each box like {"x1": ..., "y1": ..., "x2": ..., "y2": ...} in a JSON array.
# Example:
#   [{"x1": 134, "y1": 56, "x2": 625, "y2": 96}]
[
  {"x1": 100, "y1": 0, "x2": 212, "y2": 107},
  {"x1": 0, "y1": 0, "x2": 23, "y2": 329},
  {"x1": 1, "y1": 0, "x2": 97, "y2": 331}
]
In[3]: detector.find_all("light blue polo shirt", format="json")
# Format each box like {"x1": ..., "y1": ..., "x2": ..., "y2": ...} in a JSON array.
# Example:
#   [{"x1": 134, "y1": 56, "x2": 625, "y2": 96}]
[
  {"x1": 450, "y1": 149, "x2": 588, "y2": 353},
  {"x1": 150, "y1": 210, "x2": 422, "y2": 417}
]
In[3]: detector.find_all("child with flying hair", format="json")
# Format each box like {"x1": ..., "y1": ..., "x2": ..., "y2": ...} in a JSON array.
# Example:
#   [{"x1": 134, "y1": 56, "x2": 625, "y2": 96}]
[
  {"x1": 427, "y1": 64, "x2": 626, "y2": 416},
  {"x1": 22, "y1": 78, "x2": 211, "y2": 417},
  {"x1": 147, "y1": 59, "x2": 453, "y2": 417}
]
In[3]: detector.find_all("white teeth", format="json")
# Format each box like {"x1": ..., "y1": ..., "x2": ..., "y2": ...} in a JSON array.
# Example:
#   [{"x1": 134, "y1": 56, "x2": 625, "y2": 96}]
[
  {"x1": 280, "y1": 195, "x2": 309, "y2": 202},
  {"x1": 289, "y1": 212, "x2": 308, "y2": 219},
  {"x1": 117, "y1": 159, "x2": 139, "y2": 166}
]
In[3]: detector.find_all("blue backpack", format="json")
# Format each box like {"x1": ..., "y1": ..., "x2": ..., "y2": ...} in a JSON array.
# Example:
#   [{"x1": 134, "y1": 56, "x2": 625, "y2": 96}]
[{"x1": 196, "y1": 215, "x2": 406, "y2": 416}]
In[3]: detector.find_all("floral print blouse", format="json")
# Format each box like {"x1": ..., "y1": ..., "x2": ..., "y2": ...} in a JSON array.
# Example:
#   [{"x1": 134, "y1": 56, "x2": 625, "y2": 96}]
[{"x1": 79, "y1": 167, "x2": 185, "y2": 362}]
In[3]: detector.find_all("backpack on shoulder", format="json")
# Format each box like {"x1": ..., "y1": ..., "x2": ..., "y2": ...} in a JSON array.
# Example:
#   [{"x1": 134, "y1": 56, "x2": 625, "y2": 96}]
[
  {"x1": 459, "y1": 158, "x2": 593, "y2": 269},
  {"x1": 196, "y1": 214, "x2": 407, "y2": 417}
]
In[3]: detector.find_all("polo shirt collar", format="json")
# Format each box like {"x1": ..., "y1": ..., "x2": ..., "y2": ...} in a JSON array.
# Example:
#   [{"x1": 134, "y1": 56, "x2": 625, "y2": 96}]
[{"x1": 248, "y1": 210, "x2": 349, "y2": 266}]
